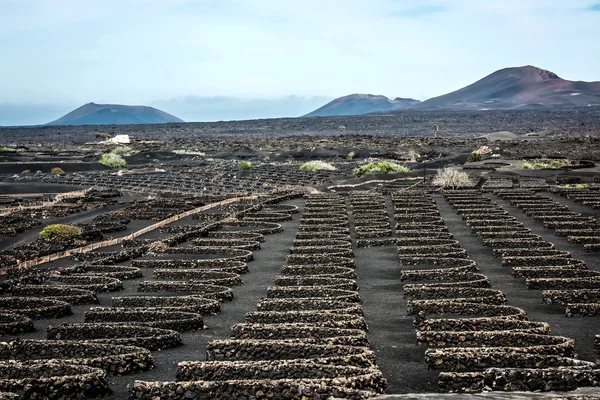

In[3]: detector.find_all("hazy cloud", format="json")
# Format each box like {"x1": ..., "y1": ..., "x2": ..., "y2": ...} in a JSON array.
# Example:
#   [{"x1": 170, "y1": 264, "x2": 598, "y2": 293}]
[
  {"x1": 390, "y1": 5, "x2": 449, "y2": 17},
  {"x1": 0, "y1": 0, "x2": 598, "y2": 125},
  {"x1": 151, "y1": 96, "x2": 333, "y2": 122}
]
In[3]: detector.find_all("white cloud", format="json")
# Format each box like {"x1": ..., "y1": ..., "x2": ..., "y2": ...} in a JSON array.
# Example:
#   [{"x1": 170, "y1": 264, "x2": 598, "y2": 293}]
[{"x1": 0, "y1": 0, "x2": 598, "y2": 107}]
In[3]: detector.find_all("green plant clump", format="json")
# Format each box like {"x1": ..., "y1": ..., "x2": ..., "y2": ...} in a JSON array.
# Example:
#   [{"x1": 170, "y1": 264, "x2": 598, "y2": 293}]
[
  {"x1": 563, "y1": 183, "x2": 589, "y2": 189},
  {"x1": 353, "y1": 161, "x2": 409, "y2": 177},
  {"x1": 466, "y1": 152, "x2": 483, "y2": 163},
  {"x1": 50, "y1": 167, "x2": 65, "y2": 175},
  {"x1": 0, "y1": 146, "x2": 16, "y2": 153},
  {"x1": 300, "y1": 161, "x2": 337, "y2": 171},
  {"x1": 100, "y1": 153, "x2": 127, "y2": 168},
  {"x1": 21, "y1": 170, "x2": 31, "y2": 174},
  {"x1": 239, "y1": 161, "x2": 254, "y2": 170},
  {"x1": 522, "y1": 159, "x2": 573, "y2": 170},
  {"x1": 40, "y1": 224, "x2": 81, "y2": 240}
]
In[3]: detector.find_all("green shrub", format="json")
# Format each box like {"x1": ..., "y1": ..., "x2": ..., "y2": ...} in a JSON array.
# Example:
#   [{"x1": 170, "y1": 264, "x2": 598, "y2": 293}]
[
  {"x1": 35, "y1": 170, "x2": 43, "y2": 174},
  {"x1": 346, "y1": 151, "x2": 356, "y2": 160},
  {"x1": 466, "y1": 152, "x2": 483, "y2": 163},
  {"x1": 353, "y1": 161, "x2": 409, "y2": 177},
  {"x1": 522, "y1": 159, "x2": 572, "y2": 170},
  {"x1": 100, "y1": 153, "x2": 127, "y2": 168},
  {"x1": 21, "y1": 170, "x2": 31, "y2": 174},
  {"x1": 300, "y1": 161, "x2": 337, "y2": 171},
  {"x1": 40, "y1": 224, "x2": 81, "y2": 240},
  {"x1": 0, "y1": 146, "x2": 16, "y2": 153},
  {"x1": 239, "y1": 161, "x2": 254, "y2": 170},
  {"x1": 432, "y1": 168, "x2": 474, "y2": 189},
  {"x1": 50, "y1": 167, "x2": 65, "y2": 175}
]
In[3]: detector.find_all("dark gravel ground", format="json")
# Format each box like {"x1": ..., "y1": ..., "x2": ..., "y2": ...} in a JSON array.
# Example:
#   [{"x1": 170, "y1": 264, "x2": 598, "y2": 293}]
[
  {"x1": 6, "y1": 198, "x2": 304, "y2": 399},
  {"x1": 437, "y1": 193, "x2": 600, "y2": 362},
  {"x1": 350, "y1": 195, "x2": 439, "y2": 393},
  {"x1": 1, "y1": 108, "x2": 600, "y2": 144}
]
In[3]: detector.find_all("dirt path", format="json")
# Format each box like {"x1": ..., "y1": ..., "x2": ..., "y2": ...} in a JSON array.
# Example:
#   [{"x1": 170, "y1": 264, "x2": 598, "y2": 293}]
[{"x1": 350, "y1": 195, "x2": 439, "y2": 393}]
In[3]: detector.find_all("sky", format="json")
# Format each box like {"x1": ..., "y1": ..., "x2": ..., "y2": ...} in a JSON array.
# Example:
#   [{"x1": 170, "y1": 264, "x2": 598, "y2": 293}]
[{"x1": 1, "y1": 0, "x2": 599, "y2": 125}]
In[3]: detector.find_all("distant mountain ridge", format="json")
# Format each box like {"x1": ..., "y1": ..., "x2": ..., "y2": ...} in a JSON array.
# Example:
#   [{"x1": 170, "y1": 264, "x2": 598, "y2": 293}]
[
  {"x1": 412, "y1": 65, "x2": 600, "y2": 110},
  {"x1": 303, "y1": 94, "x2": 420, "y2": 117},
  {"x1": 46, "y1": 102, "x2": 184, "y2": 126},
  {"x1": 303, "y1": 66, "x2": 600, "y2": 117}
]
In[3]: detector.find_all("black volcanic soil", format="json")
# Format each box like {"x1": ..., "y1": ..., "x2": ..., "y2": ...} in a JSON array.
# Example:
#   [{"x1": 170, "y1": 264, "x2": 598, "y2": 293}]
[{"x1": 1, "y1": 108, "x2": 600, "y2": 144}]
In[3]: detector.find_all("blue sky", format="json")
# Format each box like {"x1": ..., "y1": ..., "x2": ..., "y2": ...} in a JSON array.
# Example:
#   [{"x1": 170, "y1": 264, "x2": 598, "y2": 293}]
[{"x1": 0, "y1": 0, "x2": 599, "y2": 124}]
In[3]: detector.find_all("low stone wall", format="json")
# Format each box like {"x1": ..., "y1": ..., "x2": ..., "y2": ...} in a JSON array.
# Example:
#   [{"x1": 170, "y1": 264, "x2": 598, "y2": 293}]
[
  {"x1": 163, "y1": 247, "x2": 253, "y2": 262},
  {"x1": 274, "y1": 276, "x2": 357, "y2": 291},
  {"x1": 481, "y1": 238, "x2": 549, "y2": 248},
  {"x1": 245, "y1": 311, "x2": 367, "y2": 330},
  {"x1": 207, "y1": 231, "x2": 265, "y2": 242},
  {"x1": 218, "y1": 220, "x2": 283, "y2": 235},
  {"x1": 84, "y1": 308, "x2": 203, "y2": 332},
  {"x1": 47, "y1": 275, "x2": 124, "y2": 293},
  {"x1": 483, "y1": 366, "x2": 600, "y2": 392},
  {"x1": 137, "y1": 281, "x2": 234, "y2": 301},
  {"x1": 417, "y1": 318, "x2": 549, "y2": 335},
  {"x1": 56, "y1": 264, "x2": 143, "y2": 280},
  {"x1": 542, "y1": 289, "x2": 600, "y2": 305},
  {"x1": 526, "y1": 276, "x2": 600, "y2": 290},
  {"x1": 111, "y1": 295, "x2": 220, "y2": 315},
  {"x1": 266, "y1": 286, "x2": 361, "y2": 302},
  {"x1": 289, "y1": 246, "x2": 354, "y2": 257},
  {"x1": 191, "y1": 238, "x2": 261, "y2": 250},
  {"x1": 0, "y1": 339, "x2": 153, "y2": 375},
  {"x1": 425, "y1": 339, "x2": 578, "y2": 371},
  {"x1": 256, "y1": 298, "x2": 363, "y2": 315},
  {"x1": 0, "y1": 361, "x2": 111, "y2": 399},
  {"x1": 564, "y1": 303, "x2": 600, "y2": 317},
  {"x1": 11, "y1": 284, "x2": 98, "y2": 305},
  {"x1": 175, "y1": 359, "x2": 383, "y2": 389},
  {"x1": 47, "y1": 323, "x2": 182, "y2": 350},
  {"x1": 492, "y1": 248, "x2": 565, "y2": 258},
  {"x1": 206, "y1": 339, "x2": 375, "y2": 366},
  {"x1": 0, "y1": 296, "x2": 71, "y2": 320},
  {"x1": 0, "y1": 312, "x2": 35, "y2": 335},
  {"x1": 502, "y1": 256, "x2": 585, "y2": 267},
  {"x1": 513, "y1": 266, "x2": 597, "y2": 279},
  {"x1": 153, "y1": 269, "x2": 241, "y2": 286},
  {"x1": 404, "y1": 287, "x2": 505, "y2": 302},
  {"x1": 131, "y1": 259, "x2": 249, "y2": 274},
  {"x1": 286, "y1": 252, "x2": 355, "y2": 266},
  {"x1": 584, "y1": 243, "x2": 600, "y2": 252},
  {"x1": 128, "y1": 378, "x2": 376, "y2": 400},
  {"x1": 231, "y1": 323, "x2": 369, "y2": 346},
  {"x1": 295, "y1": 231, "x2": 351, "y2": 240},
  {"x1": 279, "y1": 265, "x2": 356, "y2": 279}
]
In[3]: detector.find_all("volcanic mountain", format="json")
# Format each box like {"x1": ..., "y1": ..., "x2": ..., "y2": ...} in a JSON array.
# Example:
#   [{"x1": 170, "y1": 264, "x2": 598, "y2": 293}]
[
  {"x1": 46, "y1": 103, "x2": 184, "y2": 125},
  {"x1": 303, "y1": 94, "x2": 420, "y2": 117},
  {"x1": 413, "y1": 65, "x2": 600, "y2": 110}
]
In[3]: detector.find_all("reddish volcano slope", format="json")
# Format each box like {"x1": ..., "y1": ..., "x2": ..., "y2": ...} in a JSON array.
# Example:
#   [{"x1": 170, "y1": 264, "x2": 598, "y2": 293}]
[
  {"x1": 413, "y1": 66, "x2": 600, "y2": 110},
  {"x1": 304, "y1": 94, "x2": 420, "y2": 117}
]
